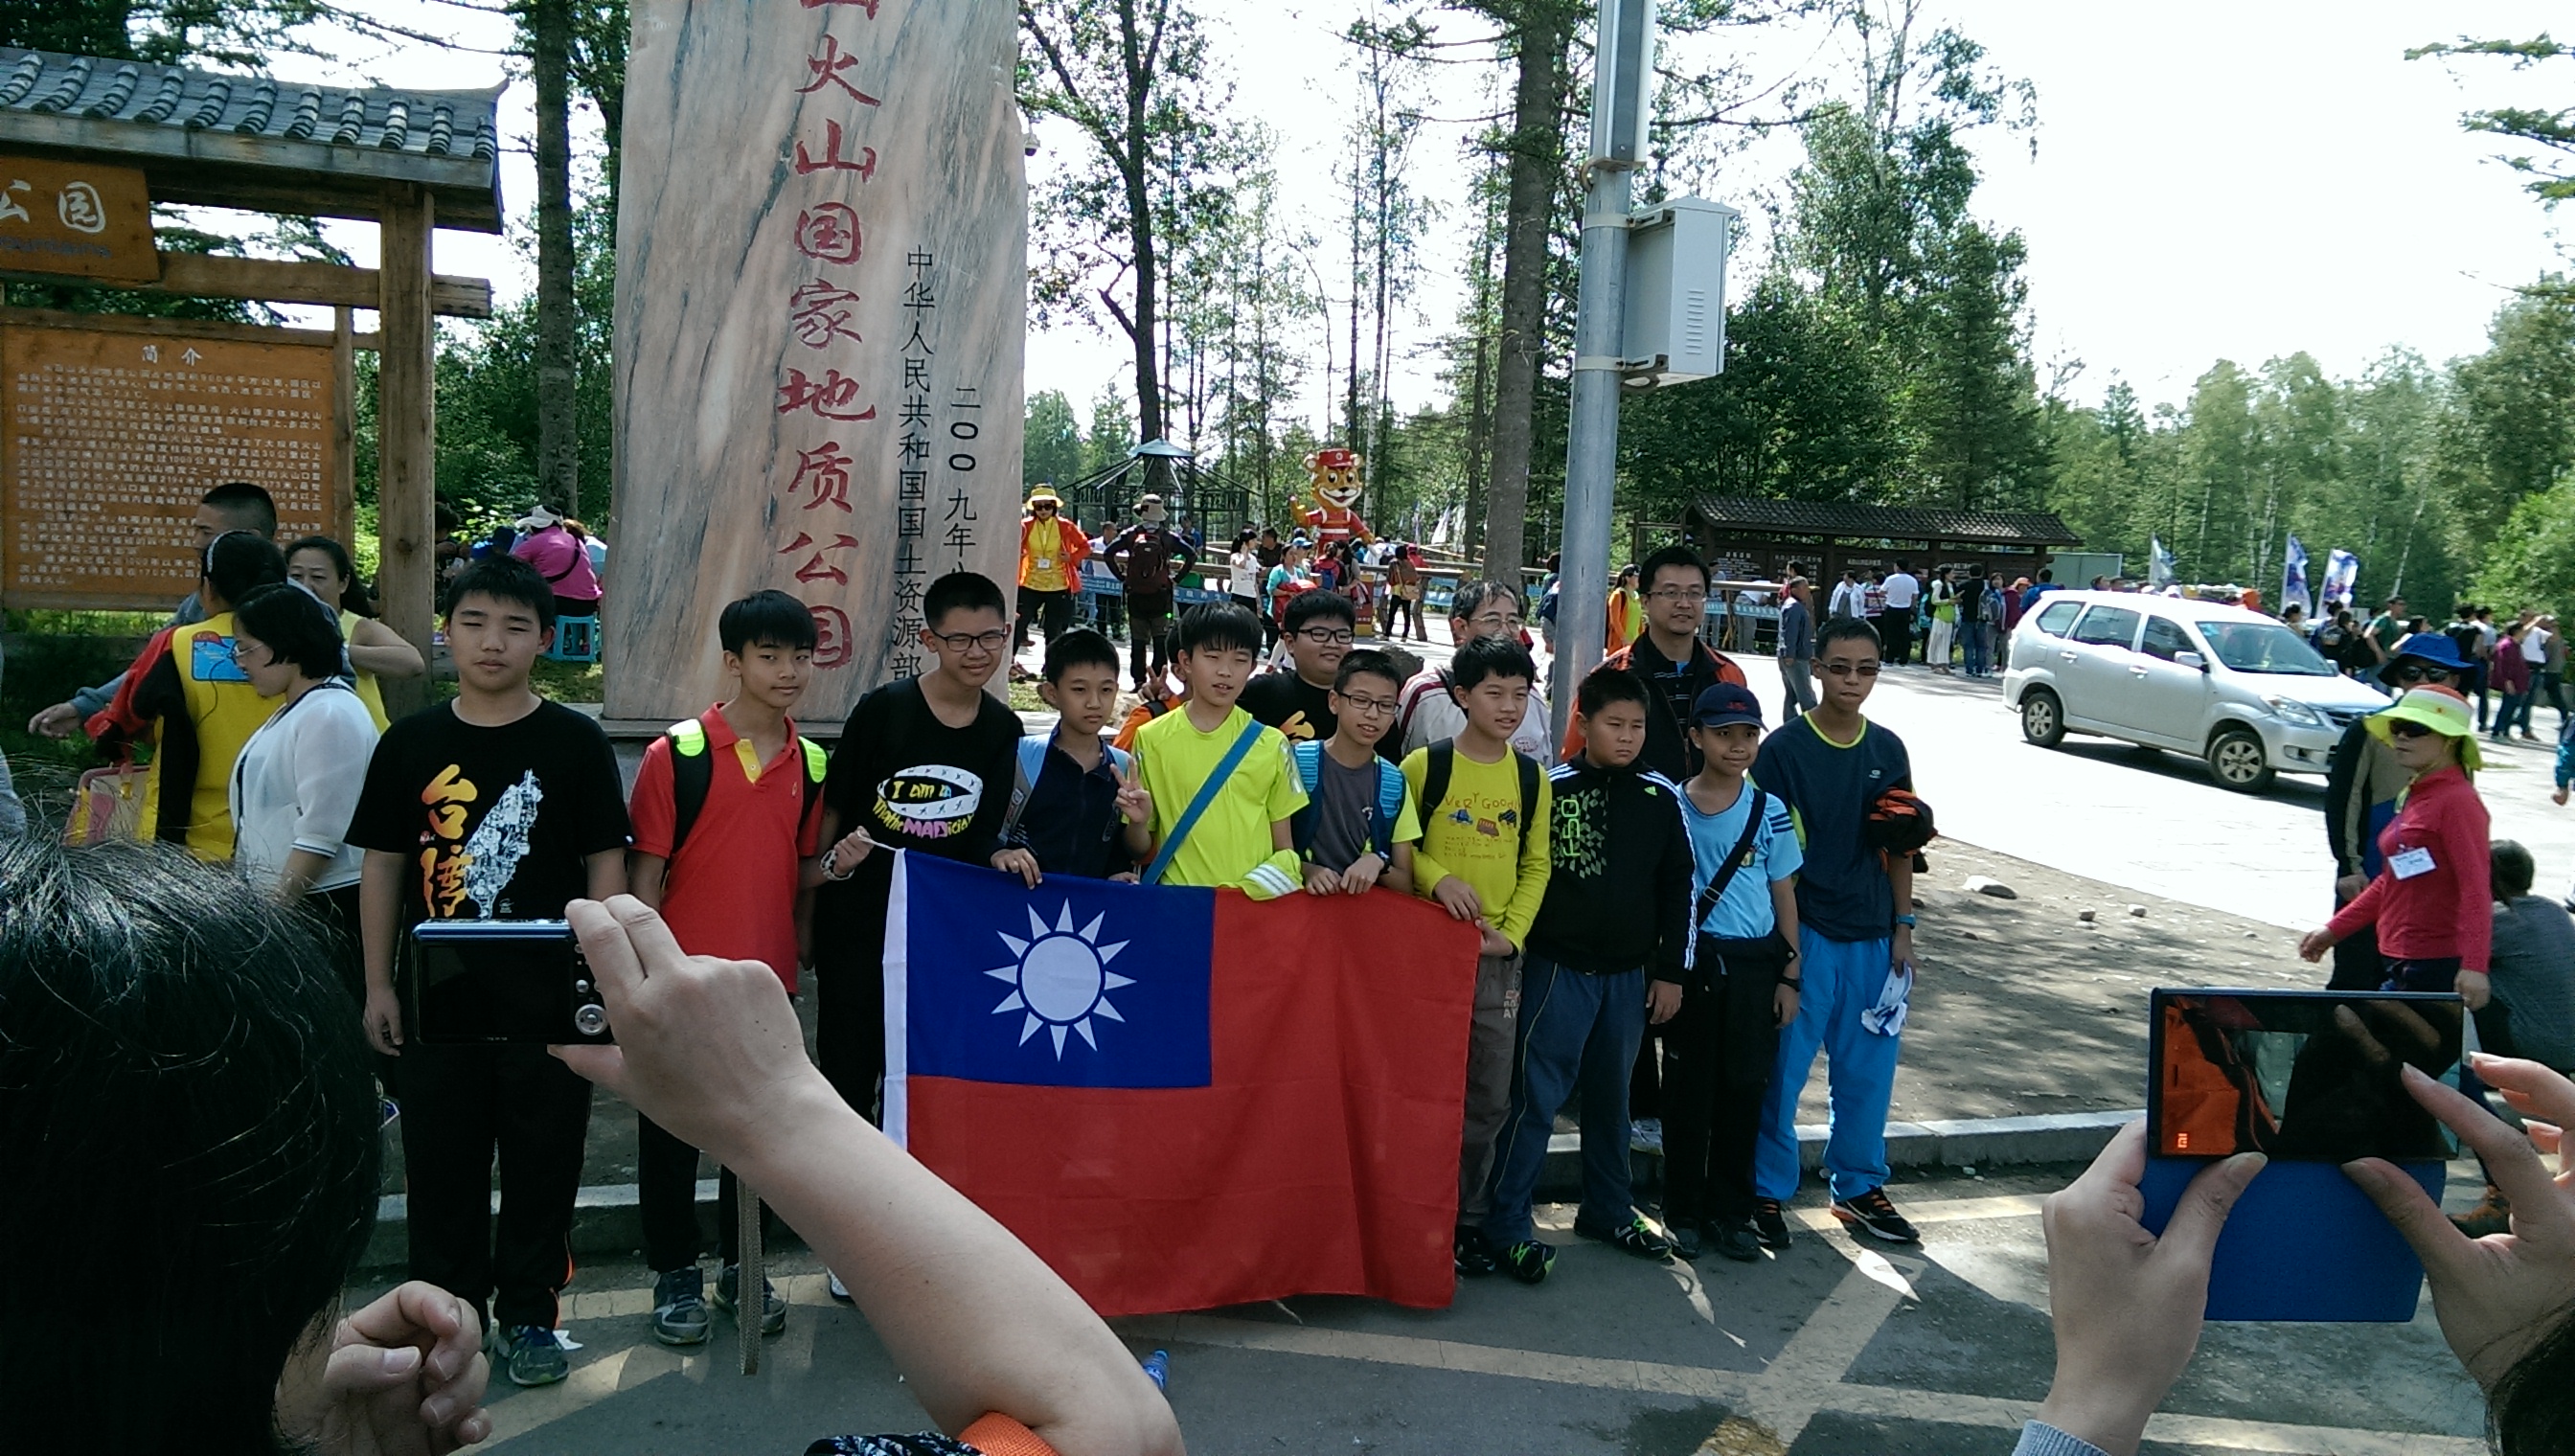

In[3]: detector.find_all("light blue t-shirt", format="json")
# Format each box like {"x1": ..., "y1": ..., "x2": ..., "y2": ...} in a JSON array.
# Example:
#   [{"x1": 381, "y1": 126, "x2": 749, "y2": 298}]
[{"x1": 1680, "y1": 775, "x2": 1802, "y2": 941}]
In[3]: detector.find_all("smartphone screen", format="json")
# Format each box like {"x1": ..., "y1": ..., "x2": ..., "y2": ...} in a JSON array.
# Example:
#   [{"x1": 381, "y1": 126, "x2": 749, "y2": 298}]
[
  {"x1": 411, "y1": 921, "x2": 598, "y2": 1045},
  {"x1": 2148, "y1": 990, "x2": 2463, "y2": 1163}
]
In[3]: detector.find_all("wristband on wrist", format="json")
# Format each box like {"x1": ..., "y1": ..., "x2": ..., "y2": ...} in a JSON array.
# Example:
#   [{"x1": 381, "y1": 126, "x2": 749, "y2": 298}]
[
  {"x1": 1894, "y1": 914, "x2": 1917, "y2": 928},
  {"x1": 1778, "y1": 976, "x2": 1802, "y2": 989}
]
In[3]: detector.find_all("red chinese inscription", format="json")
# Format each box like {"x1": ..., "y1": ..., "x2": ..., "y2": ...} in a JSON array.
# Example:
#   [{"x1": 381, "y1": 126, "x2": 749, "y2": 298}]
[
  {"x1": 809, "y1": 605, "x2": 855, "y2": 669},
  {"x1": 787, "y1": 442, "x2": 858, "y2": 509},
  {"x1": 801, "y1": 0, "x2": 878, "y2": 11},
  {"x1": 793, "y1": 119, "x2": 878, "y2": 180},
  {"x1": 794, "y1": 203, "x2": 863, "y2": 264},
  {"x1": 797, "y1": 35, "x2": 882, "y2": 104},
  {"x1": 778, "y1": 370, "x2": 877, "y2": 424},
  {"x1": 788, "y1": 280, "x2": 865, "y2": 350}
]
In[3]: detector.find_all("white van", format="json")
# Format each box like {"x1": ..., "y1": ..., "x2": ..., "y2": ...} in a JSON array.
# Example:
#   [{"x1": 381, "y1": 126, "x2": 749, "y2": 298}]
[{"x1": 2001, "y1": 591, "x2": 2389, "y2": 792}]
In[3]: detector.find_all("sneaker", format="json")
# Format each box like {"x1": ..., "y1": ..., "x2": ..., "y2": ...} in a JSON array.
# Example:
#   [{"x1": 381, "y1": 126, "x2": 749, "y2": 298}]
[
  {"x1": 1453, "y1": 1225, "x2": 1499, "y2": 1278},
  {"x1": 827, "y1": 1270, "x2": 853, "y2": 1302},
  {"x1": 1574, "y1": 1213, "x2": 1674, "y2": 1261},
  {"x1": 1669, "y1": 1223, "x2": 1703, "y2": 1261},
  {"x1": 650, "y1": 1266, "x2": 711, "y2": 1346},
  {"x1": 490, "y1": 1324, "x2": 570, "y2": 1387},
  {"x1": 1629, "y1": 1118, "x2": 1664, "y2": 1156},
  {"x1": 1752, "y1": 1198, "x2": 1792, "y2": 1251},
  {"x1": 715, "y1": 1263, "x2": 786, "y2": 1336},
  {"x1": 2450, "y1": 1183, "x2": 2512, "y2": 1239},
  {"x1": 1832, "y1": 1188, "x2": 1922, "y2": 1243},
  {"x1": 1710, "y1": 1217, "x2": 1764, "y2": 1263},
  {"x1": 1497, "y1": 1239, "x2": 1556, "y2": 1285}
]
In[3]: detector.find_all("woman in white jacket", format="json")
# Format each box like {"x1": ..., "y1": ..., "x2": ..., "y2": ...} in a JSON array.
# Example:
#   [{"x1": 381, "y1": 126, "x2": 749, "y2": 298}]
[{"x1": 227, "y1": 583, "x2": 383, "y2": 1010}]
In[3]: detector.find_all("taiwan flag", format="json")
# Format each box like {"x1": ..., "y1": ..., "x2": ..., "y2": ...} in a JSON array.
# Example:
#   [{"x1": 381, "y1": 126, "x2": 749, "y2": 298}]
[{"x1": 883, "y1": 851, "x2": 1483, "y2": 1316}]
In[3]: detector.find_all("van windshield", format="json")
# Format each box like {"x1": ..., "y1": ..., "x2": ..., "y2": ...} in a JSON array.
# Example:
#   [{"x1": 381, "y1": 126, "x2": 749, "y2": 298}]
[{"x1": 2202, "y1": 623, "x2": 2336, "y2": 676}]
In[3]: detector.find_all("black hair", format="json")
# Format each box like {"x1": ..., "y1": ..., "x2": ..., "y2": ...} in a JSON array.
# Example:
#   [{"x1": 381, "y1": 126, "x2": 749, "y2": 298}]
[
  {"x1": 923, "y1": 571, "x2": 1007, "y2": 628},
  {"x1": 1172, "y1": 600, "x2": 1264, "y2": 657},
  {"x1": 284, "y1": 535, "x2": 374, "y2": 616},
  {"x1": 1816, "y1": 616, "x2": 1882, "y2": 658},
  {"x1": 1450, "y1": 633, "x2": 1538, "y2": 693},
  {"x1": 1260, "y1": 526, "x2": 1280, "y2": 538},
  {"x1": 2037, "y1": 568, "x2": 2054, "y2": 583},
  {"x1": 1577, "y1": 664, "x2": 1650, "y2": 717},
  {"x1": 1231, "y1": 529, "x2": 1257, "y2": 550},
  {"x1": 1640, "y1": 544, "x2": 1710, "y2": 594},
  {"x1": 1043, "y1": 626, "x2": 1122, "y2": 682},
  {"x1": 1283, "y1": 589, "x2": 1356, "y2": 634},
  {"x1": 2494, "y1": 839, "x2": 2538, "y2": 900},
  {"x1": 203, "y1": 531, "x2": 288, "y2": 608},
  {"x1": 2493, "y1": 1308, "x2": 2575, "y2": 1453},
  {"x1": 1333, "y1": 648, "x2": 1403, "y2": 694},
  {"x1": 1448, "y1": 580, "x2": 1521, "y2": 624},
  {"x1": 719, "y1": 588, "x2": 820, "y2": 655},
  {"x1": 445, "y1": 554, "x2": 558, "y2": 631},
  {"x1": 0, "y1": 839, "x2": 379, "y2": 1452},
  {"x1": 232, "y1": 583, "x2": 347, "y2": 681},
  {"x1": 201, "y1": 480, "x2": 278, "y2": 536}
]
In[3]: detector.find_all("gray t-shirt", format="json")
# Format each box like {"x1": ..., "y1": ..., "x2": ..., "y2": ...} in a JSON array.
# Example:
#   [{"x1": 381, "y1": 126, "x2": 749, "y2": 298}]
[
  {"x1": 1308, "y1": 749, "x2": 1384, "y2": 870},
  {"x1": 2489, "y1": 896, "x2": 2575, "y2": 1070}
]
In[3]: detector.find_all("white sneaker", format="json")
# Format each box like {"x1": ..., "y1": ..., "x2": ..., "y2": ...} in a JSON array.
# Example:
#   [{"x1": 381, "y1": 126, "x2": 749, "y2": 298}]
[{"x1": 827, "y1": 1270, "x2": 852, "y2": 1302}]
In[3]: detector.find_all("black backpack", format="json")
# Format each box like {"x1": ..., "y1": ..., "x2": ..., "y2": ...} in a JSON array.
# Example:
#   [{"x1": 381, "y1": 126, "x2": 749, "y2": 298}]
[{"x1": 1418, "y1": 741, "x2": 1541, "y2": 847}]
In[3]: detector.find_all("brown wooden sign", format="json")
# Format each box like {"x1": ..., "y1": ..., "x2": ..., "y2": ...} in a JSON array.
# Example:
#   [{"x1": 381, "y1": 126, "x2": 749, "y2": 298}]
[
  {"x1": 2, "y1": 316, "x2": 346, "y2": 609},
  {"x1": 0, "y1": 156, "x2": 156, "y2": 284}
]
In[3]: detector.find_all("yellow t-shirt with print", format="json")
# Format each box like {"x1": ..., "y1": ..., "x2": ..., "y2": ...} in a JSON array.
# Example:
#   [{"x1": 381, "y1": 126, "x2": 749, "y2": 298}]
[
  {"x1": 1402, "y1": 742, "x2": 1552, "y2": 949},
  {"x1": 1133, "y1": 703, "x2": 1308, "y2": 899}
]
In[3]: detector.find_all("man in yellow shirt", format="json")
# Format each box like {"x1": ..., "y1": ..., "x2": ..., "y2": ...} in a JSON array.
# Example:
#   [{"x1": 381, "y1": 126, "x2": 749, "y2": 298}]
[
  {"x1": 1132, "y1": 602, "x2": 1308, "y2": 899},
  {"x1": 1402, "y1": 634, "x2": 1552, "y2": 1276}
]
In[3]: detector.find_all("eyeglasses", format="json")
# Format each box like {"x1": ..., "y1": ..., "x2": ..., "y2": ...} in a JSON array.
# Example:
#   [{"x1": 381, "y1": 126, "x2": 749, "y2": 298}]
[
  {"x1": 2384, "y1": 719, "x2": 2435, "y2": 740},
  {"x1": 1466, "y1": 612, "x2": 1522, "y2": 630},
  {"x1": 1648, "y1": 587, "x2": 1708, "y2": 603},
  {"x1": 1297, "y1": 627, "x2": 1356, "y2": 646},
  {"x1": 1033, "y1": 504, "x2": 1058, "y2": 512},
  {"x1": 931, "y1": 628, "x2": 1011, "y2": 653},
  {"x1": 1337, "y1": 693, "x2": 1398, "y2": 717},
  {"x1": 1820, "y1": 661, "x2": 1881, "y2": 677},
  {"x1": 2391, "y1": 664, "x2": 2453, "y2": 686}
]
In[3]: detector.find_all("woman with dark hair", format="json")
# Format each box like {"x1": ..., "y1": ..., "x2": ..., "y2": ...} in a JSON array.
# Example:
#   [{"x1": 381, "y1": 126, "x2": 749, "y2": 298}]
[
  {"x1": 228, "y1": 583, "x2": 382, "y2": 1012},
  {"x1": 285, "y1": 535, "x2": 426, "y2": 730}
]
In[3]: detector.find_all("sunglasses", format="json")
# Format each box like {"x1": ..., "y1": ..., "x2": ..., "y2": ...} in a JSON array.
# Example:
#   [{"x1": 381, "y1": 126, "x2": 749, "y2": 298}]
[
  {"x1": 2384, "y1": 720, "x2": 2434, "y2": 740},
  {"x1": 2391, "y1": 664, "x2": 2452, "y2": 685}
]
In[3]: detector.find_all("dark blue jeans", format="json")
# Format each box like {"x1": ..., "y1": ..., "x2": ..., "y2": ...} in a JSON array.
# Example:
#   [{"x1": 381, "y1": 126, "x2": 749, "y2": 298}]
[{"x1": 1480, "y1": 956, "x2": 1646, "y2": 1248}]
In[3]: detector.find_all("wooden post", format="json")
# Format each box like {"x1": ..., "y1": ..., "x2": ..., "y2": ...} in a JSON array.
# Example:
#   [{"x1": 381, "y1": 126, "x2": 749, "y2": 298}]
[
  {"x1": 735, "y1": 1174, "x2": 762, "y2": 1376},
  {"x1": 377, "y1": 187, "x2": 437, "y2": 717},
  {"x1": 331, "y1": 307, "x2": 356, "y2": 550}
]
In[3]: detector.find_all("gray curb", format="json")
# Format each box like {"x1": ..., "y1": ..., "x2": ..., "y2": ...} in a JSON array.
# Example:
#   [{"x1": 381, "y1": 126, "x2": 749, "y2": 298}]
[{"x1": 357, "y1": 1109, "x2": 2140, "y2": 1269}]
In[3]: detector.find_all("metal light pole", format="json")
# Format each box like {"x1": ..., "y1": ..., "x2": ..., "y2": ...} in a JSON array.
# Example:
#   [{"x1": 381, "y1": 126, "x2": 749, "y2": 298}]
[{"x1": 1550, "y1": 0, "x2": 1655, "y2": 733}]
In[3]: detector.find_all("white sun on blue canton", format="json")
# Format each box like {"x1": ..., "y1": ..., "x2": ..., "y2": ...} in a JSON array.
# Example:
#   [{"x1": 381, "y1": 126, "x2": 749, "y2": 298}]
[{"x1": 987, "y1": 901, "x2": 1135, "y2": 1058}]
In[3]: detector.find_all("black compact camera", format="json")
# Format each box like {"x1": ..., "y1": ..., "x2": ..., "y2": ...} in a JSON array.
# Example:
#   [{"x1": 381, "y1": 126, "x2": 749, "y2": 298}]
[{"x1": 409, "y1": 920, "x2": 613, "y2": 1045}]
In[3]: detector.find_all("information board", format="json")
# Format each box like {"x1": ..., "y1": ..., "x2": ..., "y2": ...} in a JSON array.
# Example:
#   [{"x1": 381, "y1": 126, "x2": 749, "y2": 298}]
[
  {"x1": 3, "y1": 320, "x2": 344, "y2": 609},
  {"x1": 0, "y1": 156, "x2": 157, "y2": 284}
]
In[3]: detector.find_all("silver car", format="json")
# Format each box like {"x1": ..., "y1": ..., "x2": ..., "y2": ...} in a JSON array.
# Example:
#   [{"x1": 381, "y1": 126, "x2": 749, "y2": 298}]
[{"x1": 2002, "y1": 591, "x2": 2391, "y2": 792}]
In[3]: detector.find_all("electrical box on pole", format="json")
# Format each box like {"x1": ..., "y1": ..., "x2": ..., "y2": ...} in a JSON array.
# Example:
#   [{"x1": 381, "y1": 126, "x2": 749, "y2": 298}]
[{"x1": 1619, "y1": 196, "x2": 1737, "y2": 389}]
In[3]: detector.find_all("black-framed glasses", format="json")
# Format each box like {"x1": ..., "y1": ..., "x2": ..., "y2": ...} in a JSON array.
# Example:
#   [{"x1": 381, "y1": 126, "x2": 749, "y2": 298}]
[
  {"x1": 2391, "y1": 664, "x2": 2453, "y2": 686},
  {"x1": 1820, "y1": 661, "x2": 1881, "y2": 677},
  {"x1": 1336, "y1": 692, "x2": 1399, "y2": 717},
  {"x1": 1648, "y1": 587, "x2": 1709, "y2": 603},
  {"x1": 931, "y1": 628, "x2": 1011, "y2": 653},
  {"x1": 2384, "y1": 719, "x2": 2434, "y2": 740},
  {"x1": 1297, "y1": 627, "x2": 1356, "y2": 646}
]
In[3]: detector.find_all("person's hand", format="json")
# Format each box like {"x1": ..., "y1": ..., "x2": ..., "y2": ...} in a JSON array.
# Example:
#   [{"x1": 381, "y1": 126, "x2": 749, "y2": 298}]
[
  {"x1": 1646, "y1": 979, "x2": 1681, "y2": 1025},
  {"x1": 363, "y1": 984, "x2": 404, "y2": 1057},
  {"x1": 553, "y1": 897, "x2": 827, "y2": 1169},
  {"x1": 1431, "y1": 876, "x2": 1483, "y2": 922},
  {"x1": 2032, "y1": 1121, "x2": 2266, "y2": 1456},
  {"x1": 275, "y1": 1281, "x2": 492, "y2": 1456},
  {"x1": 1108, "y1": 871, "x2": 1140, "y2": 884},
  {"x1": 1892, "y1": 924, "x2": 1913, "y2": 970},
  {"x1": 1113, "y1": 762, "x2": 1153, "y2": 827},
  {"x1": 1477, "y1": 926, "x2": 1514, "y2": 957},
  {"x1": 2345, "y1": 1058, "x2": 2575, "y2": 1391},
  {"x1": 27, "y1": 701, "x2": 83, "y2": 739},
  {"x1": 991, "y1": 847, "x2": 1042, "y2": 889},
  {"x1": 2455, "y1": 969, "x2": 2493, "y2": 1011},
  {"x1": 1774, "y1": 981, "x2": 1801, "y2": 1029},
  {"x1": 2336, "y1": 873, "x2": 2370, "y2": 901},
  {"x1": 1339, "y1": 853, "x2": 1385, "y2": 895},
  {"x1": 1302, "y1": 861, "x2": 1343, "y2": 897},
  {"x1": 826, "y1": 829, "x2": 874, "y2": 877},
  {"x1": 2297, "y1": 927, "x2": 2336, "y2": 963}
]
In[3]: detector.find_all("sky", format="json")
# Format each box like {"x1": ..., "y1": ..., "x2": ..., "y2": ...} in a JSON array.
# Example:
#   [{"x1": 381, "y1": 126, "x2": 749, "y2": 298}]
[{"x1": 235, "y1": 2, "x2": 2568, "y2": 431}]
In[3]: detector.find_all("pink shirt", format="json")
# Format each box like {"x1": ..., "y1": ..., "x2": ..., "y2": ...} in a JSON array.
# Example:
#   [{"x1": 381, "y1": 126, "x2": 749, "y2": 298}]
[{"x1": 513, "y1": 526, "x2": 601, "y2": 603}]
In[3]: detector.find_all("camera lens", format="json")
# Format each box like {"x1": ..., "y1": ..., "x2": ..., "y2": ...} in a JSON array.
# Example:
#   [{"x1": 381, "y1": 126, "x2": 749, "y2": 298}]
[{"x1": 573, "y1": 1003, "x2": 609, "y2": 1037}]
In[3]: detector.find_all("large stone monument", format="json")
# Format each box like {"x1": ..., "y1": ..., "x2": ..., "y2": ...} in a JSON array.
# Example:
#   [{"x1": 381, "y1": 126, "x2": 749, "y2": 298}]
[{"x1": 605, "y1": 0, "x2": 1024, "y2": 725}]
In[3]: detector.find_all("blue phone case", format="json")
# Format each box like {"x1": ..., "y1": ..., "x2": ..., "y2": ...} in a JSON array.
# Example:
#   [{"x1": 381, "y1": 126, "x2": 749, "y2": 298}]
[{"x1": 2140, "y1": 1156, "x2": 2442, "y2": 1322}]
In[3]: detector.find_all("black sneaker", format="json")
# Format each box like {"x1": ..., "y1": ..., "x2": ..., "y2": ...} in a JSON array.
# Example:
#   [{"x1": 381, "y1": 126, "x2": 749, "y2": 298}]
[
  {"x1": 1670, "y1": 1223, "x2": 1703, "y2": 1261},
  {"x1": 1752, "y1": 1198, "x2": 1792, "y2": 1251},
  {"x1": 1710, "y1": 1217, "x2": 1764, "y2": 1263},
  {"x1": 1497, "y1": 1239, "x2": 1556, "y2": 1285},
  {"x1": 715, "y1": 1263, "x2": 786, "y2": 1336},
  {"x1": 1454, "y1": 1225, "x2": 1499, "y2": 1278},
  {"x1": 1574, "y1": 1213, "x2": 1674, "y2": 1261},
  {"x1": 649, "y1": 1266, "x2": 710, "y2": 1346},
  {"x1": 1831, "y1": 1188, "x2": 1922, "y2": 1243}
]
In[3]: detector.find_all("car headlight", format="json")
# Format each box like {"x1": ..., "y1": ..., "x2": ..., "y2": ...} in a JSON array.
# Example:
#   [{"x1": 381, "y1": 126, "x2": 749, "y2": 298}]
[{"x1": 2265, "y1": 697, "x2": 2324, "y2": 728}]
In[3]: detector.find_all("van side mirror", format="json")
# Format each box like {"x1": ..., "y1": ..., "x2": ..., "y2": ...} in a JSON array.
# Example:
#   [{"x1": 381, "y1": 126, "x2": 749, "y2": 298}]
[{"x1": 2176, "y1": 650, "x2": 2207, "y2": 672}]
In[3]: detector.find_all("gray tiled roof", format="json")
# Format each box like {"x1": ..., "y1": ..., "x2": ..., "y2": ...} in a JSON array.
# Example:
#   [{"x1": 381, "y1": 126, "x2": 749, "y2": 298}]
[
  {"x1": 1689, "y1": 495, "x2": 2082, "y2": 546},
  {"x1": 0, "y1": 47, "x2": 504, "y2": 231}
]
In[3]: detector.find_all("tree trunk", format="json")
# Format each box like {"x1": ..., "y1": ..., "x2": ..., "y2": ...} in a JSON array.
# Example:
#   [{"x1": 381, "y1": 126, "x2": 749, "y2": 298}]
[
  {"x1": 1481, "y1": 3, "x2": 1570, "y2": 580},
  {"x1": 533, "y1": 0, "x2": 579, "y2": 515}
]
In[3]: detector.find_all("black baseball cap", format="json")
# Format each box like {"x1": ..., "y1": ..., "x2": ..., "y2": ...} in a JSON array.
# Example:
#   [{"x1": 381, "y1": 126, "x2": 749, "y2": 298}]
[{"x1": 1689, "y1": 682, "x2": 1765, "y2": 730}]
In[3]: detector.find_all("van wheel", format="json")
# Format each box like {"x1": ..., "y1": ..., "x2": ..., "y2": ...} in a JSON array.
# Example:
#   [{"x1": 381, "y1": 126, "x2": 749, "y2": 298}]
[
  {"x1": 2020, "y1": 689, "x2": 2065, "y2": 747},
  {"x1": 2205, "y1": 726, "x2": 2274, "y2": 792}
]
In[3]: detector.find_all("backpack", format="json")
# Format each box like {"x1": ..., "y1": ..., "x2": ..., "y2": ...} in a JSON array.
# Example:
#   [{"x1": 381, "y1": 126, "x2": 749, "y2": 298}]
[
  {"x1": 1001, "y1": 731, "x2": 1133, "y2": 844},
  {"x1": 1418, "y1": 740, "x2": 1541, "y2": 850},
  {"x1": 666, "y1": 718, "x2": 829, "y2": 856},
  {"x1": 1288, "y1": 739, "x2": 1410, "y2": 860}
]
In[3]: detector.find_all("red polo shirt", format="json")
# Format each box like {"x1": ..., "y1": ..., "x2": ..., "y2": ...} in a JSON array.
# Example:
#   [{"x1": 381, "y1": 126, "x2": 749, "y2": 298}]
[{"x1": 629, "y1": 706, "x2": 825, "y2": 991}]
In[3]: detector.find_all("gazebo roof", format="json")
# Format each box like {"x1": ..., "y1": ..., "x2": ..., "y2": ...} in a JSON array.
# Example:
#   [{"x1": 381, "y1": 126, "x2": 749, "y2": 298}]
[
  {"x1": 1689, "y1": 495, "x2": 2081, "y2": 547},
  {"x1": 0, "y1": 47, "x2": 504, "y2": 232}
]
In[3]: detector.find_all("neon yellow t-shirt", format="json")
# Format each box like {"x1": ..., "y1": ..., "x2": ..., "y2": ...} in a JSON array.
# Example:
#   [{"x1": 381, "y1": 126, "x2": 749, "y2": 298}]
[
  {"x1": 1133, "y1": 704, "x2": 1308, "y2": 899},
  {"x1": 1402, "y1": 743, "x2": 1552, "y2": 950}
]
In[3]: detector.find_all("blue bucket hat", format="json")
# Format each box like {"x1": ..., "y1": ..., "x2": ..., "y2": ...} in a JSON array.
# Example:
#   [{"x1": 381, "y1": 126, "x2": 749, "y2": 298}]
[{"x1": 2379, "y1": 631, "x2": 2470, "y2": 685}]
